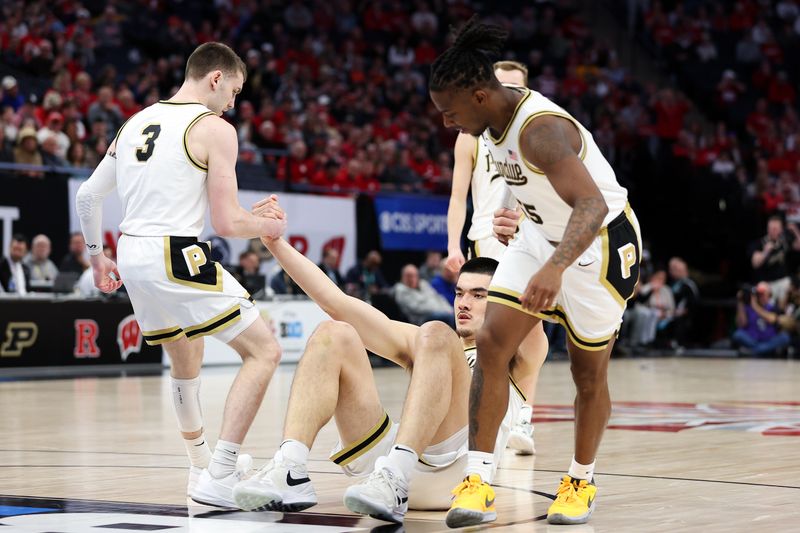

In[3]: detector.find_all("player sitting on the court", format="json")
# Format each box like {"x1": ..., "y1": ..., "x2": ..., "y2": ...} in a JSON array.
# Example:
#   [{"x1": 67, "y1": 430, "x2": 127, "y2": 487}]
[{"x1": 231, "y1": 199, "x2": 546, "y2": 524}]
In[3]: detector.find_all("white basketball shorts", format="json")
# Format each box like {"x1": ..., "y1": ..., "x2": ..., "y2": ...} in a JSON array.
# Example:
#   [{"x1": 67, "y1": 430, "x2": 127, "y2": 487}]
[
  {"x1": 117, "y1": 235, "x2": 259, "y2": 346},
  {"x1": 488, "y1": 205, "x2": 642, "y2": 351}
]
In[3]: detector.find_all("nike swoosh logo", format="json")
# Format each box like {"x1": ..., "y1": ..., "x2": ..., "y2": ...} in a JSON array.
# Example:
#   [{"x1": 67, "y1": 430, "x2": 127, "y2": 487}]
[
  {"x1": 286, "y1": 471, "x2": 311, "y2": 486},
  {"x1": 193, "y1": 441, "x2": 205, "y2": 447},
  {"x1": 485, "y1": 496, "x2": 494, "y2": 508},
  {"x1": 394, "y1": 446, "x2": 415, "y2": 455},
  {"x1": 481, "y1": 461, "x2": 492, "y2": 465},
  {"x1": 578, "y1": 260, "x2": 595, "y2": 267}
]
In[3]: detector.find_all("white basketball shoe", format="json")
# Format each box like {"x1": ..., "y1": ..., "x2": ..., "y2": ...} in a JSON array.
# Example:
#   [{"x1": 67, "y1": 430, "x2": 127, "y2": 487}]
[
  {"x1": 233, "y1": 451, "x2": 318, "y2": 512},
  {"x1": 508, "y1": 405, "x2": 535, "y2": 455},
  {"x1": 343, "y1": 457, "x2": 409, "y2": 523},
  {"x1": 190, "y1": 454, "x2": 253, "y2": 508}
]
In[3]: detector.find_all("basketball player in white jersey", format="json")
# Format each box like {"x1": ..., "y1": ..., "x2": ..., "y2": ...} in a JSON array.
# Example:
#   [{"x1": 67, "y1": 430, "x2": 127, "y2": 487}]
[
  {"x1": 75, "y1": 42, "x2": 286, "y2": 508},
  {"x1": 430, "y1": 19, "x2": 642, "y2": 526},
  {"x1": 446, "y1": 60, "x2": 547, "y2": 457},
  {"x1": 230, "y1": 204, "x2": 529, "y2": 524}
]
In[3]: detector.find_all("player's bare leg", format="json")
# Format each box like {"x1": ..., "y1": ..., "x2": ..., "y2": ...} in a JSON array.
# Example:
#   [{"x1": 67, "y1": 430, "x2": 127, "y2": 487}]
[
  {"x1": 508, "y1": 322, "x2": 548, "y2": 455},
  {"x1": 220, "y1": 318, "x2": 281, "y2": 444},
  {"x1": 345, "y1": 320, "x2": 470, "y2": 523},
  {"x1": 446, "y1": 304, "x2": 539, "y2": 528},
  {"x1": 396, "y1": 321, "x2": 469, "y2": 451},
  {"x1": 190, "y1": 317, "x2": 280, "y2": 507},
  {"x1": 235, "y1": 320, "x2": 384, "y2": 512},
  {"x1": 471, "y1": 304, "x2": 539, "y2": 460},
  {"x1": 546, "y1": 337, "x2": 613, "y2": 525}
]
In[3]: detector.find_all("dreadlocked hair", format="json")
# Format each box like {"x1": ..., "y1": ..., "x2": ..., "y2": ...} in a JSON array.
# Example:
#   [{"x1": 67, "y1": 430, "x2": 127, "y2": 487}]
[{"x1": 429, "y1": 16, "x2": 508, "y2": 92}]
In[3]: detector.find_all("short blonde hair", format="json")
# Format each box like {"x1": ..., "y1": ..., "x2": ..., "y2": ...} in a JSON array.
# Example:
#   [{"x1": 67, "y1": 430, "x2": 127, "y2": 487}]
[{"x1": 493, "y1": 60, "x2": 528, "y2": 86}]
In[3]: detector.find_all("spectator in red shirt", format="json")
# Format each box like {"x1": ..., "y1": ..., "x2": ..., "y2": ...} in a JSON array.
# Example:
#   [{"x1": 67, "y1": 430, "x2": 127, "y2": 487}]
[
  {"x1": 116, "y1": 88, "x2": 141, "y2": 120},
  {"x1": 277, "y1": 140, "x2": 315, "y2": 184},
  {"x1": 768, "y1": 71, "x2": 796, "y2": 106},
  {"x1": 747, "y1": 99, "x2": 772, "y2": 139},
  {"x1": 651, "y1": 88, "x2": 689, "y2": 142}
]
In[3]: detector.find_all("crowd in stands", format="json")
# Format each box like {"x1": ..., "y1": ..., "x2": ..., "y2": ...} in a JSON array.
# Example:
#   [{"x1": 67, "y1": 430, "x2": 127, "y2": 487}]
[{"x1": 6, "y1": 0, "x2": 800, "y2": 355}]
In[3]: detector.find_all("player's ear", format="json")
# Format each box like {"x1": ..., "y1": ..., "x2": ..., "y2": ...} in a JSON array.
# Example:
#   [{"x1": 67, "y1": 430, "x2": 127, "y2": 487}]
[
  {"x1": 210, "y1": 70, "x2": 222, "y2": 89},
  {"x1": 473, "y1": 89, "x2": 487, "y2": 105}
]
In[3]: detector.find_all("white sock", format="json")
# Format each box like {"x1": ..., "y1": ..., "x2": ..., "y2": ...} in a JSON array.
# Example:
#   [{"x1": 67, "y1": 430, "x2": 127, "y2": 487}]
[
  {"x1": 568, "y1": 456, "x2": 595, "y2": 481},
  {"x1": 277, "y1": 439, "x2": 309, "y2": 466},
  {"x1": 465, "y1": 451, "x2": 494, "y2": 484},
  {"x1": 184, "y1": 434, "x2": 211, "y2": 468},
  {"x1": 518, "y1": 404, "x2": 533, "y2": 425},
  {"x1": 208, "y1": 439, "x2": 241, "y2": 478},
  {"x1": 382, "y1": 444, "x2": 418, "y2": 481}
]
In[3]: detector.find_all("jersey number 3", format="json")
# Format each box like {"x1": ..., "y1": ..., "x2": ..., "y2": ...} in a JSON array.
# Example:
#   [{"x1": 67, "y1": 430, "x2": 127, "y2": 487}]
[{"x1": 135, "y1": 124, "x2": 162, "y2": 162}]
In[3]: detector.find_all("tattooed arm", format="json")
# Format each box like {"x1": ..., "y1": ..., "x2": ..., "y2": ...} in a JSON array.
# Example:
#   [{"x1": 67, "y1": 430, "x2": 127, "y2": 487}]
[{"x1": 517, "y1": 114, "x2": 608, "y2": 312}]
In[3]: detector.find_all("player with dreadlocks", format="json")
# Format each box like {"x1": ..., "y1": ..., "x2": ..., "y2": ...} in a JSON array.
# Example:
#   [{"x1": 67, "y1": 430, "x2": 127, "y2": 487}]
[{"x1": 430, "y1": 17, "x2": 642, "y2": 527}]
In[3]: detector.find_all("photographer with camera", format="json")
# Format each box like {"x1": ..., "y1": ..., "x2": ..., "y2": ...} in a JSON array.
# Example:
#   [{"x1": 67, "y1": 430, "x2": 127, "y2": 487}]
[
  {"x1": 748, "y1": 215, "x2": 800, "y2": 304},
  {"x1": 732, "y1": 282, "x2": 791, "y2": 357}
]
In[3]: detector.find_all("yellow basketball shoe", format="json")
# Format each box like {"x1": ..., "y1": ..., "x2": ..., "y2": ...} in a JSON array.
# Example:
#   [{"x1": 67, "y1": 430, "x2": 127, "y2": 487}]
[
  {"x1": 445, "y1": 474, "x2": 497, "y2": 528},
  {"x1": 547, "y1": 475, "x2": 597, "y2": 525}
]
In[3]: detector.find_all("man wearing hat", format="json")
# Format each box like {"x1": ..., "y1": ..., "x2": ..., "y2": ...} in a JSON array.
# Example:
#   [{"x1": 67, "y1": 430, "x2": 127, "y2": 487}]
[
  {"x1": 13, "y1": 126, "x2": 44, "y2": 178},
  {"x1": 1, "y1": 76, "x2": 24, "y2": 111}
]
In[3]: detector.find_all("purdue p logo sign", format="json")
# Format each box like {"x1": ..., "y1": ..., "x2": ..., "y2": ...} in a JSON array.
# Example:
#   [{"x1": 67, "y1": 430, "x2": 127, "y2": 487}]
[{"x1": 1, "y1": 322, "x2": 39, "y2": 357}]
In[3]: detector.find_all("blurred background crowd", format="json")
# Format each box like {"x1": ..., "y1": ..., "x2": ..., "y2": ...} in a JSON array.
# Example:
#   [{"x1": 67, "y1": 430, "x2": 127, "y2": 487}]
[{"x1": 3, "y1": 0, "x2": 800, "y2": 357}]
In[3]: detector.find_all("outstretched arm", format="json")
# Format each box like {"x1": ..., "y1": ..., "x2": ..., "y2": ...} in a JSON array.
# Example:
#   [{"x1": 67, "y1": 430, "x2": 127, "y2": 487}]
[
  {"x1": 265, "y1": 238, "x2": 417, "y2": 367},
  {"x1": 445, "y1": 133, "x2": 476, "y2": 274}
]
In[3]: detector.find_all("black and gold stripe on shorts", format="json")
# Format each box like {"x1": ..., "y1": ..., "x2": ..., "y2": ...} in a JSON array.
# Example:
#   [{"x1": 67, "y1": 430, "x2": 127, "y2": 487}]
[
  {"x1": 142, "y1": 325, "x2": 184, "y2": 346},
  {"x1": 508, "y1": 373, "x2": 527, "y2": 402},
  {"x1": 487, "y1": 287, "x2": 613, "y2": 352},
  {"x1": 184, "y1": 304, "x2": 242, "y2": 340},
  {"x1": 330, "y1": 412, "x2": 392, "y2": 467}
]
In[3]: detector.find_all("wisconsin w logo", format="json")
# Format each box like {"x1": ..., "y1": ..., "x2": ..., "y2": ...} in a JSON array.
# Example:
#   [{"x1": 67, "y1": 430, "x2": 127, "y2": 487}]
[{"x1": 0, "y1": 322, "x2": 38, "y2": 357}]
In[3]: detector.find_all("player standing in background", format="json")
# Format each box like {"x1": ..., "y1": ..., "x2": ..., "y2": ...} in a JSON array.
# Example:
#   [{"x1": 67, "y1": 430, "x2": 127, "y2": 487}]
[
  {"x1": 430, "y1": 18, "x2": 641, "y2": 526},
  {"x1": 75, "y1": 42, "x2": 286, "y2": 508},
  {"x1": 445, "y1": 59, "x2": 547, "y2": 456}
]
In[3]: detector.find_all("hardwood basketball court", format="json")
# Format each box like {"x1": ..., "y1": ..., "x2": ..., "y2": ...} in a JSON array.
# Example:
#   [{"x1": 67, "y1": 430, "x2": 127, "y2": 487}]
[{"x1": 1, "y1": 357, "x2": 798, "y2": 531}]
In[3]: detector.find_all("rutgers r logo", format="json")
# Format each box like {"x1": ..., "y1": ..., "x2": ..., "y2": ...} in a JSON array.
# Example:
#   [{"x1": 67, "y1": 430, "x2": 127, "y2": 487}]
[
  {"x1": 74, "y1": 319, "x2": 100, "y2": 358},
  {"x1": 117, "y1": 314, "x2": 142, "y2": 362},
  {"x1": 0, "y1": 322, "x2": 38, "y2": 357}
]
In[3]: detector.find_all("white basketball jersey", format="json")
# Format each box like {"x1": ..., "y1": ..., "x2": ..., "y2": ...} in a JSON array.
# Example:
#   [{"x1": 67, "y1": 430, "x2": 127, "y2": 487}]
[
  {"x1": 483, "y1": 88, "x2": 627, "y2": 242},
  {"x1": 115, "y1": 101, "x2": 216, "y2": 237},
  {"x1": 467, "y1": 136, "x2": 508, "y2": 241}
]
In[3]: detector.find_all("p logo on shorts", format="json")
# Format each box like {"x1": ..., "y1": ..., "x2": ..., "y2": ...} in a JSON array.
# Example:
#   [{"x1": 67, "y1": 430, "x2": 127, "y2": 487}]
[
  {"x1": 164, "y1": 236, "x2": 223, "y2": 292},
  {"x1": 617, "y1": 243, "x2": 637, "y2": 280},
  {"x1": 182, "y1": 244, "x2": 208, "y2": 276}
]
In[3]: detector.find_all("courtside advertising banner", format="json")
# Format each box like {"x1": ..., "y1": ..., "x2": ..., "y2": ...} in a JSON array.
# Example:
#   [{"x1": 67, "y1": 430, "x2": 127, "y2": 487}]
[
  {"x1": 68, "y1": 179, "x2": 357, "y2": 273},
  {"x1": 373, "y1": 194, "x2": 449, "y2": 251}
]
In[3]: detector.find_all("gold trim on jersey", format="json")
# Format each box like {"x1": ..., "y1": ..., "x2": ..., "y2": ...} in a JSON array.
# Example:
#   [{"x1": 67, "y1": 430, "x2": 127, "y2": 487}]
[
  {"x1": 471, "y1": 135, "x2": 479, "y2": 172},
  {"x1": 517, "y1": 111, "x2": 588, "y2": 175},
  {"x1": 158, "y1": 100, "x2": 205, "y2": 106},
  {"x1": 488, "y1": 88, "x2": 531, "y2": 145},
  {"x1": 163, "y1": 237, "x2": 223, "y2": 292},
  {"x1": 486, "y1": 286, "x2": 614, "y2": 351},
  {"x1": 183, "y1": 111, "x2": 216, "y2": 171},
  {"x1": 599, "y1": 203, "x2": 640, "y2": 308},
  {"x1": 113, "y1": 114, "x2": 136, "y2": 147},
  {"x1": 183, "y1": 304, "x2": 242, "y2": 340},
  {"x1": 142, "y1": 325, "x2": 185, "y2": 345},
  {"x1": 330, "y1": 411, "x2": 392, "y2": 466}
]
